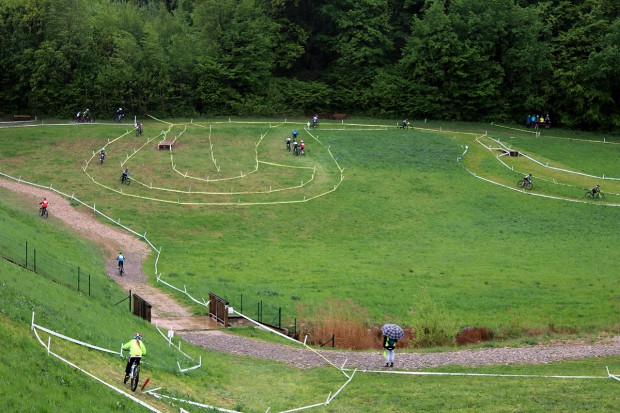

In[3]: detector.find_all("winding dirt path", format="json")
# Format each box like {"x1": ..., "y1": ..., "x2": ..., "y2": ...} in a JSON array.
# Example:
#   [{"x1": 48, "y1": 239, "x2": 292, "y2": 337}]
[
  {"x1": 0, "y1": 177, "x2": 190, "y2": 319},
  {"x1": 2, "y1": 177, "x2": 620, "y2": 370}
]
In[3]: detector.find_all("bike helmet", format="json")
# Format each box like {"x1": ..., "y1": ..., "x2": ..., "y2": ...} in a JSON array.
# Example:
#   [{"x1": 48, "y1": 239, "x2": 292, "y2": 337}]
[
  {"x1": 119, "y1": 251, "x2": 122, "y2": 255},
  {"x1": 301, "y1": 140, "x2": 304, "y2": 143},
  {"x1": 134, "y1": 333, "x2": 142, "y2": 340}
]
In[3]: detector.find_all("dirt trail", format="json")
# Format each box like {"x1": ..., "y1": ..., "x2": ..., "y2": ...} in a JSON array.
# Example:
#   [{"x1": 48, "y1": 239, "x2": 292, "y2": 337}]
[{"x1": 0, "y1": 177, "x2": 190, "y2": 319}]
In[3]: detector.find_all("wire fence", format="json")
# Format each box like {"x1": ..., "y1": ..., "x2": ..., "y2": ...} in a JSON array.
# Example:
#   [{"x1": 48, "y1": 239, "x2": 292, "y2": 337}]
[
  {"x1": 0, "y1": 236, "x2": 113, "y2": 299},
  {"x1": 227, "y1": 293, "x2": 289, "y2": 331}
]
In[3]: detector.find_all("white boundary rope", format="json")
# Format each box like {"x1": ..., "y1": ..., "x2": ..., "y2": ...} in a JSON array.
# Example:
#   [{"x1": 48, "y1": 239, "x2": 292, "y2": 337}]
[{"x1": 30, "y1": 314, "x2": 163, "y2": 413}]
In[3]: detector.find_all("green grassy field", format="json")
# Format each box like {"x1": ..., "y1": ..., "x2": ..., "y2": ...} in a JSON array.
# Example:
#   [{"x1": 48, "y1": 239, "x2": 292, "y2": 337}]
[
  {"x1": 1, "y1": 118, "x2": 619, "y2": 338},
  {"x1": 1, "y1": 118, "x2": 620, "y2": 412}
]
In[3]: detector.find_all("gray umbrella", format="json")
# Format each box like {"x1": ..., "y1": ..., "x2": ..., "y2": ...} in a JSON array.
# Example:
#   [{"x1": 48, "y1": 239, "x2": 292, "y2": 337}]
[{"x1": 381, "y1": 323, "x2": 404, "y2": 340}]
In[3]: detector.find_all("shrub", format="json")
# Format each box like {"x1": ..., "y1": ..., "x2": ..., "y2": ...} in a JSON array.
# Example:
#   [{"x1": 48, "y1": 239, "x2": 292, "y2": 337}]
[
  {"x1": 408, "y1": 289, "x2": 458, "y2": 348},
  {"x1": 296, "y1": 298, "x2": 375, "y2": 350}
]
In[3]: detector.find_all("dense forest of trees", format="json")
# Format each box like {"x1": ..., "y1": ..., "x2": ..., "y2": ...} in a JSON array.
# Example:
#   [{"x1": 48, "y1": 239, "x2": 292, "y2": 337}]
[{"x1": 1, "y1": 0, "x2": 619, "y2": 131}]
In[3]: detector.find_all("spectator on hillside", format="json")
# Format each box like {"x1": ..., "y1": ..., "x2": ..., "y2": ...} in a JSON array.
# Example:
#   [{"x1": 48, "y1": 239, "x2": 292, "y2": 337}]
[{"x1": 383, "y1": 334, "x2": 398, "y2": 367}]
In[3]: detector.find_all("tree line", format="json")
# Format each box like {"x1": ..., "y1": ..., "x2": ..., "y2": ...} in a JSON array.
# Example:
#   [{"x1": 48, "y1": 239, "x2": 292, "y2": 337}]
[{"x1": 1, "y1": 0, "x2": 619, "y2": 131}]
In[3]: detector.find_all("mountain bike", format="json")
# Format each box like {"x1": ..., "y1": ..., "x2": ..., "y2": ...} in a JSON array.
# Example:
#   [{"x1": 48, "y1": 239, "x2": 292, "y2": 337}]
[
  {"x1": 517, "y1": 179, "x2": 533, "y2": 190},
  {"x1": 118, "y1": 262, "x2": 124, "y2": 276},
  {"x1": 100, "y1": 153, "x2": 105, "y2": 164},
  {"x1": 120, "y1": 174, "x2": 131, "y2": 185},
  {"x1": 39, "y1": 207, "x2": 48, "y2": 219},
  {"x1": 127, "y1": 357, "x2": 141, "y2": 391},
  {"x1": 135, "y1": 125, "x2": 142, "y2": 137},
  {"x1": 585, "y1": 190, "x2": 604, "y2": 200}
]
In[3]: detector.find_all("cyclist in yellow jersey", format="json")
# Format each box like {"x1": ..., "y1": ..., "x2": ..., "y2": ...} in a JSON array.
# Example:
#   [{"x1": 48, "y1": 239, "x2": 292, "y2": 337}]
[{"x1": 123, "y1": 333, "x2": 146, "y2": 383}]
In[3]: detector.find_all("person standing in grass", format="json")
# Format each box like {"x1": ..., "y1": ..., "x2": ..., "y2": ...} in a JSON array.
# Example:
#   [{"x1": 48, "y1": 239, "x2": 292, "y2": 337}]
[{"x1": 383, "y1": 335, "x2": 397, "y2": 367}]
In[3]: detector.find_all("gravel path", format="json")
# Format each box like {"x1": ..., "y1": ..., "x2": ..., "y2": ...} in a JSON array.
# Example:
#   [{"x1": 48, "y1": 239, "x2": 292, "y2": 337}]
[
  {"x1": 180, "y1": 330, "x2": 620, "y2": 370},
  {"x1": 3, "y1": 176, "x2": 620, "y2": 370}
]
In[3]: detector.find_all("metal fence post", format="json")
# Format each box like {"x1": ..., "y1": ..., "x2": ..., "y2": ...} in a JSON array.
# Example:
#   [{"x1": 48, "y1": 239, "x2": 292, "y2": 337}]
[
  {"x1": 25, "y1": 241, "x2": 28, "y2": 268},
  {"x1": 88, "y1": 274, "x2": 91, "y2": 296},
  {"x1": 240, "y1": 293, "x2": 243, "y2": 313},
  {"x1": 33, "y1": 249, "x2": 36, "y2": 272},
  {"x1": 129, "y1": 289, "x2": 132, "y2": 312},
  {"x1": 278, "y1": 307, "x2": 281, "y2": 329},
  {"x1": 78, "y1": 266, "x2": 80, "y2": 292}
]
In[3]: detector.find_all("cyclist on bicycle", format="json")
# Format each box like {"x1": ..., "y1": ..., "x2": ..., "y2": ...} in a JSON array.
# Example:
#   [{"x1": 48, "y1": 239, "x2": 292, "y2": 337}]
[
  {"x1": 39, "y1": 197, "x2": 49, "y2": 213},
  {"x1": 123, "y1": 333, "x2": 146, "y2": 383},
  {"x1": 117, "y1": 252, "x2": 125, "y2": 273},
  {"x1": 121, "y1": 167, "x2": 130, "y2": 183},
  {"x1": 312, "y1": 114, "x2": 319, "y2": 127},
  {"x1": 592, "y1": 185, "x2": 600, "y2": 195},
  {"x1": 524, "y1": 174, "x2": 532, "y2": 184},
  {"x1": 300, "y1": 140, "x2": 305, "y2": 154},
  {"x1": 136, "y1": 121, "x2": 142, "y2": 135},
  {"x1": 285, "y1": 136, "x2": 291, "y2": 151},
  {"x1": 292, "y1": 139, "x2": 298, "y2": 155},
  {"x1": 401, "y1": 119, "x2": 409, "y2": 129}
]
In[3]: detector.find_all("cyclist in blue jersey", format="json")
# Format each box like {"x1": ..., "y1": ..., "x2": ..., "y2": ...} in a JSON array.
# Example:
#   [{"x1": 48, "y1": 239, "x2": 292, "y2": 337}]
[{"x1": 117, "y1": 252, "x2": 125, "y2": 273}]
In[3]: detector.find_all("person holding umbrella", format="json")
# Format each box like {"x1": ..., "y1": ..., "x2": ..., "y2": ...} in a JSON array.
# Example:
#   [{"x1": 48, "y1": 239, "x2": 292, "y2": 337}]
[{"x1": 381, "y1": 323, "x2": 404, "y2": 367}]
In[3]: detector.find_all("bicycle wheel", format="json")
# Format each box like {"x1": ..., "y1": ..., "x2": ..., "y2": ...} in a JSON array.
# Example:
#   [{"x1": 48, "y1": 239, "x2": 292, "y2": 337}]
[
  {"x1": 119, "y1": 265, "x2": 124, "y2": 276},
  {"x1": 517, "y1": 180, "x2": 525, "y2": 188},
  {"x1": 596, "y1": 192, "x2": 605, "y2": 200},
  {"x1": 525, "y1": 182, "x2": 533, "y2": 190},
  {"x1": 43, "y1": 209, "x2": 48, "y2": 219},
  {"x1": 130, "y1": 365, "x2": 140, "y2": 391},
  {"x1": 585, "y1": 191, "x2": 593, "y2": 199}
]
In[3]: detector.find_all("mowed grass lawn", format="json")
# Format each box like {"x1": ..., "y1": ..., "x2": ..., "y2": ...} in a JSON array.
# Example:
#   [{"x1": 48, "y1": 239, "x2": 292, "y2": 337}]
[{"x1": 1, "y1": 119, "x2": 619, "y2": 340}]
